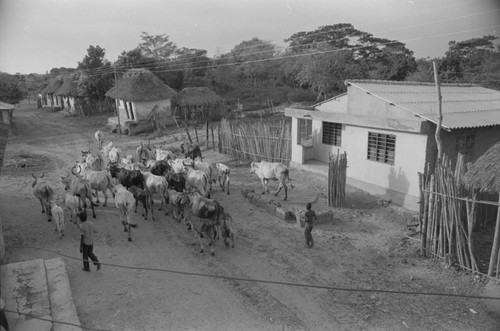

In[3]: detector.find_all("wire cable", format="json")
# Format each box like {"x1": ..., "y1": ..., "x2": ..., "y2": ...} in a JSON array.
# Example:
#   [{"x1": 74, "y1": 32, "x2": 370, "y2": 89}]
[
  {"x1": 1, "y1": 308, "x2": 111, "y2": 331},
  {"x1": 3, "y1": 244, "x2": 500, "y2": 301}
]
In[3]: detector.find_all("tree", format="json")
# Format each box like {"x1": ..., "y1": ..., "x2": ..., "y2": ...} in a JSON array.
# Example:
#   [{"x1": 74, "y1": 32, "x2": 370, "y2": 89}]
[
  {"x1": 0, "y1": 73, "x2": 23, "y2": 104},
  {"x1": 405, "y1": 58, "x2": 434, "y2": 82},
  {"x1": 283, "y1": 23, "x2": 416, "y2": 99},
  {"x1": 115, "y1": 48, "x2": 153, "y2": 71},
  {"x1": 77, "y1": 45, "x2": 113, "y2": 101},
  {"x1": 172, "y1": 47, "x2": 211, "y2": 87},
  {"x1": 439, "y1": 35, "x2": 498, "y2": 81},
  {"x1": 138, "y1": 32, "x2": 177, "y2": 60}
]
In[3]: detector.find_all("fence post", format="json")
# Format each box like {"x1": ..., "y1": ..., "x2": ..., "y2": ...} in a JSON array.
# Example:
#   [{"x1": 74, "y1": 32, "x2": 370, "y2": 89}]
[
  {"x1": 184, "y1": 124, "x2": 193, "y2": 144},
  {"x1": 211, "y1": 125, "x2": 215, "y2": 151},
  {"x1": 206, "y1": 121, "x2": 209, "y2": 150}
]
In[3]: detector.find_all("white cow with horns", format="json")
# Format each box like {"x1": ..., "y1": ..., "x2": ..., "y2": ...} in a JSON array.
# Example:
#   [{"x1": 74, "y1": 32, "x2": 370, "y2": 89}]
[{"x1": 250, "y1": 160, "x2": 293, "y2": 201}]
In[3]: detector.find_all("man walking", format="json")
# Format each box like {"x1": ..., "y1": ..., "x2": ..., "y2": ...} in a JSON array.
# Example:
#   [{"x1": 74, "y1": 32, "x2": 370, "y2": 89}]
[{"x1": 78, "y1": 211, "x2": 101, "y2": 272}]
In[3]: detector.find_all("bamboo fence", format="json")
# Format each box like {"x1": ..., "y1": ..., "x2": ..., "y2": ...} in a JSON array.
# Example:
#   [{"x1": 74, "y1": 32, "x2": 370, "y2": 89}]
[
  {"x1": 328, "y1": 150, "x2": 347, "y2": 207},
  {"x1": 218, "y1": 118, "x2": 291, "y2": 164},
  {"x1": 419, "y1": 154, "x2": 500, "y2": 277}
]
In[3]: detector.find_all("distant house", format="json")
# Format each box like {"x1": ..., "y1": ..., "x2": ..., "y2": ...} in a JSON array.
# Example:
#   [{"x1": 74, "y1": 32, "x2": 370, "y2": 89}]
[
  {"x1": 175, "y1": 87, "x2": 222, "y2": 121},
  {"x1": 0, "y1": 101, "x2": 15, "y2": 126},
  {"x1": 105, "y1": 69, "x2": 177, "y2": 132},
  {"x1": 42, "y1": 76, "x2": 64, "y2": 109},
  {"x1": 285, "y1": 80, "x2": 500, "y2": 210},
  {"x1": 54, "y1": 75, "x2": 81, "y2": 113}
]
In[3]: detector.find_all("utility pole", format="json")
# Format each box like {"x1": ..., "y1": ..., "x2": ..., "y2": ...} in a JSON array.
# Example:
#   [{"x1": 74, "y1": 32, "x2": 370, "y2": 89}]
[
  {"x1": 114, "y1": 66, "x2": 122, "y2": 136},
  {"x1": 433, "y1": 60, "x2": 443, "y2": 161}
]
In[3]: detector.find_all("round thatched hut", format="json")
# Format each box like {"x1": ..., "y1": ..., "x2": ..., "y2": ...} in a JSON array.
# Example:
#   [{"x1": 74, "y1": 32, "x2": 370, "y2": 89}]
[
  {"x1": 464, "y1": 141, "x2": 500, "y2": 277},
  {"x1": 175, "y1": 87, "x2": 222, "y2": 121},
  {"x1": 105, "y1": 68, "x2": 177, "y2": 133}
]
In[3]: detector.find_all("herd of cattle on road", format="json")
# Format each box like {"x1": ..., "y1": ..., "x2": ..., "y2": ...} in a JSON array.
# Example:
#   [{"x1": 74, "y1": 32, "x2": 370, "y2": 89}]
[{"x1": 31, "y1": 130, "x2": 294, "y2": 255}]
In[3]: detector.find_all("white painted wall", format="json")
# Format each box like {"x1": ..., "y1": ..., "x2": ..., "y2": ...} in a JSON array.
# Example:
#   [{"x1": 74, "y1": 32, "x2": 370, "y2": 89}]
[{"x1": 343, "y1": 125, "x2": 427, "y2": 200}]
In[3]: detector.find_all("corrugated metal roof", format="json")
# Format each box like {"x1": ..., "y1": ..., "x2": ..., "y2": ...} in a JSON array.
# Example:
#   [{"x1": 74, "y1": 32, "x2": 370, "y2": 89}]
[
  {"x1": 347, "y1": 80, "x2": 500, "y2": 129},
  {"x1": 0, "y1": 101, "x2": 15, "y2": 110}
]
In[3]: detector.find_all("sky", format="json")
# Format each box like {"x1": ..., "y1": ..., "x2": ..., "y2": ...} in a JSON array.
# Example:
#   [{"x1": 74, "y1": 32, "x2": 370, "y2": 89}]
[{"x1": 0, "y1": 0, "x2": 499, "y2": 75}]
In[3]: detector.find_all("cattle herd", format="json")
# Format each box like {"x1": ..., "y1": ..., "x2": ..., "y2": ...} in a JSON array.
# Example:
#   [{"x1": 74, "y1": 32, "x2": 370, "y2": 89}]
[{"x1": 32, "y1": 130, "x2": 293, "y2": 255}]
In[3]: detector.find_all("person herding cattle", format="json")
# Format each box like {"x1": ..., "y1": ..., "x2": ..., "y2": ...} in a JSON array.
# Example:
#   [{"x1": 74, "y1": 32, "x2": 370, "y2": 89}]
[
  {"x1": 78, "y1": 211, "x2": 101, "y2": 272},
  {"x1": 304, "y1": 203, "x2": 317, "y2": 248}
]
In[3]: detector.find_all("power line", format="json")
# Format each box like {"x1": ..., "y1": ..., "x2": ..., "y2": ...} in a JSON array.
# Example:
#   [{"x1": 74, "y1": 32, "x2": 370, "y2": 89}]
[
  {"x1": 1, "y1": 309, "x2": 111, "y2": 331},
  {"x1": 95, "y1": 0, "x2": 500, "y2": 71},
  {"x1": 69, "y1": 6, "x2": 500, "y2": 78},
  {"x1": 3, "y1": 244, "x2": 500, "y2": 301}
]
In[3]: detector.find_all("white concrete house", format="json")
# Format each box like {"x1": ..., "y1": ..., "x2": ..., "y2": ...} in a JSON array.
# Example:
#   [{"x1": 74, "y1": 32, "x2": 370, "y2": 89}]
[{"x1": 285, "y1": 80, "x2": 500, "y2": 211}]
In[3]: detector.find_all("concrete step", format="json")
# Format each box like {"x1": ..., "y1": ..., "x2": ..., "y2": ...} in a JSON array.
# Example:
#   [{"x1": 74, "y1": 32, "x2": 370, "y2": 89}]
[{"x1": 0, "y1": 258, "x2": 81, "y2": 331}]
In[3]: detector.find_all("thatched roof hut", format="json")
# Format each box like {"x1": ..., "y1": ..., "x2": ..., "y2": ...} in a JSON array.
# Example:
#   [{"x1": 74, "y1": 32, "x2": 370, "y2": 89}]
[
  {"x1": 463, "y1": 141, "x2": 500, "y2": 194},
  {"x1": 105, "y1": 68, "x2": 177, "y2": 102},
  {"x1": 464, "y1": 141, "x2": 500, "y2": 277},
  {"x1": 177, "y1": 87, "x2": 221, "y2": 106},
  {"x1": 54, "y1": 75, "x2": 80, "y2": 97},
  {"x1": 46, "y1": 75, "x2": 64, "y2": 94}
]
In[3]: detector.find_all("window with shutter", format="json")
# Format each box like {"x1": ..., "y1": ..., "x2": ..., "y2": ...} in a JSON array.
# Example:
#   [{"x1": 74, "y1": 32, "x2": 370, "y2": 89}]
[
  {"x1": 322, "y1": 122, "x2": 342, "y2": 146},
  {"x1": 367, "y1": 132, "x2": 396, "y2": 165}
]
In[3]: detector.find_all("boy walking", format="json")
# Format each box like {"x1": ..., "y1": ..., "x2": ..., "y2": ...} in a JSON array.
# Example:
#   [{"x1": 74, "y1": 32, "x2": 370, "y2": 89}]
[
  {"x1": 304, "y1": 202, "x2": 317, "y2": 248},
  {"x1": 78, "y1": 211, "x2": 101, "y2": 272}
]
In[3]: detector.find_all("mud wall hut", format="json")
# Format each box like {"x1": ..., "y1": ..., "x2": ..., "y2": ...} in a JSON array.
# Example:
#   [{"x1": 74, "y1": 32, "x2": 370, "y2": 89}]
[
  {"x1": 105, "y1": 69, "x2": 177, "y2": 132},
  {"x1": 54, "y1": 75, "x2": 80, "y2": 113},
  {"x1": 175, "y1": 87, "x2": 222, "y2": 121}
]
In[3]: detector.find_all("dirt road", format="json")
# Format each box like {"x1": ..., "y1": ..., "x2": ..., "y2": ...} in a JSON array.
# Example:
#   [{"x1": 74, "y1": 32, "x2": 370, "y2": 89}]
[{"x1": 1, "y1": 105, "x2": 498, "y2": 330}]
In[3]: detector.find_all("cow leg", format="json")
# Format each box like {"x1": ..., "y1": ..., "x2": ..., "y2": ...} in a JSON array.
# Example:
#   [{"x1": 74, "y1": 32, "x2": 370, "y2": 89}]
[
  {"x1": 127, "y1": 223, "x2": 132, "y2": 241},
  {"x1": 102, "y1": 190, "x2": 108, "y2": 207},
  {"x1": 150, "y1": 200, "x2": 155, "y2": 221},
  {"x1": 197, "y1": 233, "x2": 204, "y2": 253},
  {"x1": 89, "y1": 194, "x2": 96, "y2": 218},
  {"x1": 39, "y1": 199, "x2": 45, "y2": 213},
  {"x1": 275, "y1": 183, "x2": 283, "y2": 197},
  {"x1": 226, "y1": 178, "x2": 230, "y2": 195},
  {"x1": 208, "y1": 230, "x2": 215, "y2": 256},
  {"x1": 94, "y1": 189, "x2": 100, "y2": 204}
]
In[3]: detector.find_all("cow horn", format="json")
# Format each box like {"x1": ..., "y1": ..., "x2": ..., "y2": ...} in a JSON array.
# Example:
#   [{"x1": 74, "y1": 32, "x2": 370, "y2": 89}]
[
  {"x1": 32, "y1": 173, "x2": 37, "y2": 179},
  {"x1": 40, "y1": 172, "x2": 45, "y2": 178},
  {"x1": 71, "y1": 164, "x2": 80, "y2": 176}
]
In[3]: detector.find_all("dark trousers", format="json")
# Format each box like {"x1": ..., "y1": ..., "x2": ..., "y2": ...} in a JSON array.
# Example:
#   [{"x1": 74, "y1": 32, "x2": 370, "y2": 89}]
[
  {"x1": 304, "y1": 223, "x2": 313, "y2": 247},
  {"x1": 82, "y1": 243, "x2": 99, "y2": 270},
  {"x1": 0, "y1": 308, "x2": 8, "y2": 331}
]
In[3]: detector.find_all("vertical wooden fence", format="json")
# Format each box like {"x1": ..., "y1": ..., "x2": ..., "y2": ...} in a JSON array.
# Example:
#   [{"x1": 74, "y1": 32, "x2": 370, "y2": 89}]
[
  {"x1": 328, "y1": 150, "x2": 347, "y2": 207},
  {"x1": 419, "y1": 154, "x2": 499, "y2": 277},
  {"x1": 218, "y1": 118, "x2": 291, "y2": 164}
]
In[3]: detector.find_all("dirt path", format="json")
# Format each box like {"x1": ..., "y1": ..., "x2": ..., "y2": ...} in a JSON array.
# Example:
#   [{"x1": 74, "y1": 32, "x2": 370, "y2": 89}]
[{"x1": 1, "y1": 105, "x2": 498, "y2": 330}]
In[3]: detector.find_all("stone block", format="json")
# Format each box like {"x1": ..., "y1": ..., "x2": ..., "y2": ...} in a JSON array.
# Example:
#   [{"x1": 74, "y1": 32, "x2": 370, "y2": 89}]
[{"x1": 275, "y1": 207, "x2": 286, "y2": 220}]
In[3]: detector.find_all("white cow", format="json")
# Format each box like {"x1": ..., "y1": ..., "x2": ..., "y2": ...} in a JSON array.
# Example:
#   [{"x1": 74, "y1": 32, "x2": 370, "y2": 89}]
[
  {"x1": 216, "y1": 163, "x2": 230, "y2": 194},
  {"x1": 64, "y1": 193, "x2": 80, "y2": 224},
  {"x1": 154, "y1": 148, "x2": 174, "y2": 162},
  {"x1": 183, "y1": 161, "x2": 211, "y2": 198},
  {"x1": 94, "y1": 130, "x2": 103, "y2": 148},
  {"x1": 49, "y1": 201, "x2": 65, "y2": 239},
  {"x1": 250, "y1": 160, "x2": 293, "y2": 200},
  {"x1": 111, "y1": 184, "x2": 137, "y2": 241},
  {"x1": 141, "y1": 171, "x2": 169, "y2": 214},
  {"x1": 32, "y1": 173, "x2": 54, "y2": 222}
]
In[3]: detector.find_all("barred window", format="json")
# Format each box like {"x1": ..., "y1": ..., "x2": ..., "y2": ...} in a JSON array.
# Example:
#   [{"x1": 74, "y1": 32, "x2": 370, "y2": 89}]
[
  {"x1": 367, "y1": 132, "x2": 396, "y2": 164},
  {"x1": 298, "y1": 118, "x2": 312, "y2": 146},
  {"x1": 322, "y1": 122, "x2": 342, "y2": 146}
]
